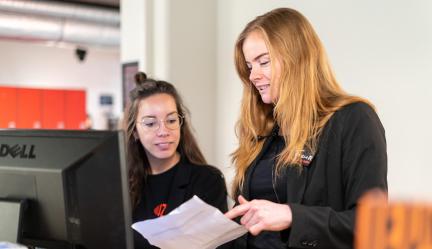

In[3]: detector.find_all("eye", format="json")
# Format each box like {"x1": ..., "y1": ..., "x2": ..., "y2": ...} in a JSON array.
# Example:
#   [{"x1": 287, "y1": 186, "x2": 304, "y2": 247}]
[
  {"x1": 166, "y1": 117, "x2": 178, "y2": 124},
  {"x1": 259, "y1": 55, "x2": 271, "y2": 67},
  {"x1": 246, "y1": 63, "x2": 252, "y2": 71},
  {"x1": 142, "y1": 119, "x2": 157, "y2": 127},
  {"x1": 260, "y1": 60, "x2": 270, "y2": 66}
]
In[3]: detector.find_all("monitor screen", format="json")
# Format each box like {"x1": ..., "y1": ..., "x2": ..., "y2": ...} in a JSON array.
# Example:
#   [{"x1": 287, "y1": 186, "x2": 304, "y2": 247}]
[{"x1": 0, "y1": 130, "x2": 133, "y2": 249}]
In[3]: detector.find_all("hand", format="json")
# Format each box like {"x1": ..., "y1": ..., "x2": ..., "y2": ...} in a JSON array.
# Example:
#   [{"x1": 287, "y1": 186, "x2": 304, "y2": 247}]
[{"x1": 225, "y1": 195, "x2": 292, "y2": 235}]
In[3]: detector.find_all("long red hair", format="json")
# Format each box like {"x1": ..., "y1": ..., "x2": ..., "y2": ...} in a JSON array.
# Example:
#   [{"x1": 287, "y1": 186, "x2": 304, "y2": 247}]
[{"x1": 231, "y1": 8, "x2": 372, "y2": 196}]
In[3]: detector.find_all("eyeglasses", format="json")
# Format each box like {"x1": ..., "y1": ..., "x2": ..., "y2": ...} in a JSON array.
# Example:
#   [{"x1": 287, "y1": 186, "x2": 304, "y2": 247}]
[{"x1": 138, "y1": 114, "x2": 184, "y2": 132}]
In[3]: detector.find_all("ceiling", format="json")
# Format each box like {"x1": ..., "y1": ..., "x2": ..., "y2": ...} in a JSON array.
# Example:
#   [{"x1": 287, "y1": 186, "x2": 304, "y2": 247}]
[
  {"x1": 57, "y1": 0, "x2": 119, "y2": 9},
  {"x1": 0, "y1": 0, "x2": 120, "y2": 47}
]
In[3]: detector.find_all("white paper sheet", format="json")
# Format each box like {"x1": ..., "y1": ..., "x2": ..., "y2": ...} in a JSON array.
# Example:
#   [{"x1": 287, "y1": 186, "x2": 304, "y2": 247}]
[
  {"x1": 132, "y1": 195, "x2": 247, "y2": 249},
  {"x1": 0, "y1": 242, "x2": 27, "y2": 249}
]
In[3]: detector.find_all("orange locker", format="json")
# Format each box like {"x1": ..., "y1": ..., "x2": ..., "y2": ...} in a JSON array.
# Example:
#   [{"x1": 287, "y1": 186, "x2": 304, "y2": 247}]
[
  {"x1": 16, "y1": 88, "x2": 42, "y2": 129},
  {"x1": 42, "y1": 89, "x2": 65, "y2": 129},
  {"x1": 65, "y1": 90, "x2": 86, "y2": 129},
  {"x1": 0, "y1": 86, "x2": 17, "y2": 128},
  {"x1": 355, "y1": 190, "x2": 432, "y2": 249}
]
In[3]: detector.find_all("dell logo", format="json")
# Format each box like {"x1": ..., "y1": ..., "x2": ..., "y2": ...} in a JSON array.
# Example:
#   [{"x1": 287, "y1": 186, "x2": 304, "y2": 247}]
[{"x1": 0, "y1": 144, "x2": 36, "y2": 159}]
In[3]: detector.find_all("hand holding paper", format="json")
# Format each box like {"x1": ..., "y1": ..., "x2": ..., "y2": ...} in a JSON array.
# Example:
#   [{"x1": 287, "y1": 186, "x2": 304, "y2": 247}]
[{"x1": 132, "y1": 196, "x2": 247, "y2": 249}]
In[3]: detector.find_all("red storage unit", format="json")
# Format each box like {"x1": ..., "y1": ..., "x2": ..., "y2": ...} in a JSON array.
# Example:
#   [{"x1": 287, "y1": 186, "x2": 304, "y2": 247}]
[
  {"x1": 16, "y1": 88, "x2": 42, "y2": 129},
  {"x1": 42, "y1": 89, "x2": 65, "y2": 129},
  {"x1": 1, "y1": 86, "x2": 86, "y2": 130},
  {"x1": 0, "y1": 86, "x2": 17, "y2": 128},
  {"x1": 65, "y1": 90, "x2": 86, "y2": 129}
]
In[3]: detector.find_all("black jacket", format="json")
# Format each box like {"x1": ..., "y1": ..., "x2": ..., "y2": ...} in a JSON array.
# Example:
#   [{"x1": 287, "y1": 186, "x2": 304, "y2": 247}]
[
  {"x1": 233, "y1": 102, "x2": 387, "y2": 249},
  {"x1": 133, "y1": 158, "x2": 228, "y2": 249}
]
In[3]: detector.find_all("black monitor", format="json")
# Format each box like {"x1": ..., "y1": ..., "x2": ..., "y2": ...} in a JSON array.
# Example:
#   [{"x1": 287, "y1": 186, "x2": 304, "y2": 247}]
[{"x1": 0, "y1": 130, "x2": 133, "y2": 249}]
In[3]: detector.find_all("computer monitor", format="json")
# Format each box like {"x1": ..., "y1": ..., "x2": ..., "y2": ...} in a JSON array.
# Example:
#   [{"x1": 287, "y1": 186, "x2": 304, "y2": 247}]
[{"x1": 0, "y1": 130, "x2": 133, "y2": 249}]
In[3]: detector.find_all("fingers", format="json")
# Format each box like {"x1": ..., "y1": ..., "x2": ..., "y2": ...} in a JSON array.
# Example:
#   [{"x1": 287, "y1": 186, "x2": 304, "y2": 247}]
[
  {"x1": 225, "y1": 206, "x2": 245, "y2": 220},
  {"x1": 225, "y1": 196, "x2": 251, "y2": 220},
  {"x1": 227, "y1": 198, "x2": 292, "y2": 236},
  {"x1": 240, "y1": 205, "x2": 254, "y2": 225},
  {"x1": 238, "y1": 195, "x2": 249, "y2": 204},
  {"x1": 241, "y1": 208, "x2": 264, "y2": 236},
  {"x1": 249, "y1": 222, "x2": 265, "y2": 236}
]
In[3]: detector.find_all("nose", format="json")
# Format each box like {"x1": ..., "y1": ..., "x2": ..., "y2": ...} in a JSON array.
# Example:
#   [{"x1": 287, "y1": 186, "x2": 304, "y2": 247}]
[
  {"x1": 249, "y1": 64, "x2": 262, "y2": 83},
  {"x1": 156, "y1": 120, "x2": 169, "y2": 137}
]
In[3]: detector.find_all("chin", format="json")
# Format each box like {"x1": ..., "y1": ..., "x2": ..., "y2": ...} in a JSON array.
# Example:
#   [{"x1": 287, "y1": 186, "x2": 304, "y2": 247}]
[
  {"x1": 155, "y1": 151, "x2": 177, "y2": 160},
  {"x1": 260, "y1": 95, "x2": 273, "y2": 104}
]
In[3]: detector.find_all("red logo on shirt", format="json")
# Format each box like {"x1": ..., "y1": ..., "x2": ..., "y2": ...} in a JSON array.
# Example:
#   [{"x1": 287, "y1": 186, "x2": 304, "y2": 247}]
[{"x1": 153, "y1": 203, "x2": 168, "y2": 217}]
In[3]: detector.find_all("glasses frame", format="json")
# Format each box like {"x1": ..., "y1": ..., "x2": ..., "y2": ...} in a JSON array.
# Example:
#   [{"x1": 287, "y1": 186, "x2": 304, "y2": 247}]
[{"x1": 137, "y1": 114, "x2": 184, "y2": 132}]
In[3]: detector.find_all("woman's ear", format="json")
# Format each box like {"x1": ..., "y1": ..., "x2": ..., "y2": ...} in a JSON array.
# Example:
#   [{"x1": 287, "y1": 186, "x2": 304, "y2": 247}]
[{"x1": 133, "y1": 131, "x2": 139, "y2": 142}]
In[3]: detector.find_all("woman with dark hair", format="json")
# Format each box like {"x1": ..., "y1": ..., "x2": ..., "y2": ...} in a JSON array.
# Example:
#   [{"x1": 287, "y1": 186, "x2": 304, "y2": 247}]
[
  {"x1": 125, "y1": 72, "x2": 227, "y2": 249},
  {"x1": 225, "y1": 8, "x2": 387, "y2": 249}
]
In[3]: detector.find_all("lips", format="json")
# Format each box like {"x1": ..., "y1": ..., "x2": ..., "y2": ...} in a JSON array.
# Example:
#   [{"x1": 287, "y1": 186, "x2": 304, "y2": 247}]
[
  {"x1": 155, "y1": 142, "x2": 174, "y2": 150},
  {"x1": 256, "y1": 84, "x2": 270, "y2": 92}
]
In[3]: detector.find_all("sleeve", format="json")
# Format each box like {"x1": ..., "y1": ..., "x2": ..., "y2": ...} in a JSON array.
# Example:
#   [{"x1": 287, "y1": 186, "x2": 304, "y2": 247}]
[
  {"x1": 193, "y1": 166, "x2": 229, "y2": 213},
  {"x1": 287, "y1": 103, "x2": 388, "y2": 249}
]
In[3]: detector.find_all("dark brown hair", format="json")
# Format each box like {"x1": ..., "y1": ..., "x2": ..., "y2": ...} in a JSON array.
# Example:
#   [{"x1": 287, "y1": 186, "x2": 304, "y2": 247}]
[{"x1": 125, "y1": 72, "x2": 206, "y2": 208}]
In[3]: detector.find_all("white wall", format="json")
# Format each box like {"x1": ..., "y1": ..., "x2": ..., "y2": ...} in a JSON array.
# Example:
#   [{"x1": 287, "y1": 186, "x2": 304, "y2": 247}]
[
  {"x1": 0, "y1": 40, "x2": 121, "y2": 129},
  {"x1": 121, "y1": 0, "x2": 217, "y2": 163},
  {"x1": 215, "y1": 0, "x2": 432, "y2": 200},
  {"x1": 168, "y1": 0, "x2": 217, "y2": 163}
]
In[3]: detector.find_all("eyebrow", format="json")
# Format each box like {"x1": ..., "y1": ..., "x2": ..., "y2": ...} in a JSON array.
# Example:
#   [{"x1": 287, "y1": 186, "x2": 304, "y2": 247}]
[
  {"x1": 246, "y1": 52, "x2": 270, "y2": 64},
  {"x1": 141, "y1": 111, "x2": 178, "y2": 119}
]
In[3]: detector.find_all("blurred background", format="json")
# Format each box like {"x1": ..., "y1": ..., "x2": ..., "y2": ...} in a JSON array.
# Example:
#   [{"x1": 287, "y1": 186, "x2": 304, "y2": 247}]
[{"x1": 0, "y1": 0, "x2": 431, "y2": 200}]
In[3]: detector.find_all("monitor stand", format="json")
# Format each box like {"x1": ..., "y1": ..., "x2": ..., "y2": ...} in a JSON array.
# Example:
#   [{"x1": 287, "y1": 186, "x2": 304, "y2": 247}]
[{"x1": 0, "y1": 198, "x2": 26, "y2": 244}]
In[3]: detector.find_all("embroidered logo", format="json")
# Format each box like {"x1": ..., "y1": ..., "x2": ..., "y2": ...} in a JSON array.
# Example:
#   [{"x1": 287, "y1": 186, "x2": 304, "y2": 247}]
[
  {"x1": 153, "y1": 203, "x2": 168, "y2": 217},
  {"x1": 301, "y1": 150, "x2": 314, "y2": 167}
]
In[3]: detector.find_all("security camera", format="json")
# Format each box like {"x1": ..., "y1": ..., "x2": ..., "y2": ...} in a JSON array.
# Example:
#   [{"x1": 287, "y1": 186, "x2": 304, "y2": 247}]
[{"x1": 75, "y1": 47, "x2": 87, "y2": 62}]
